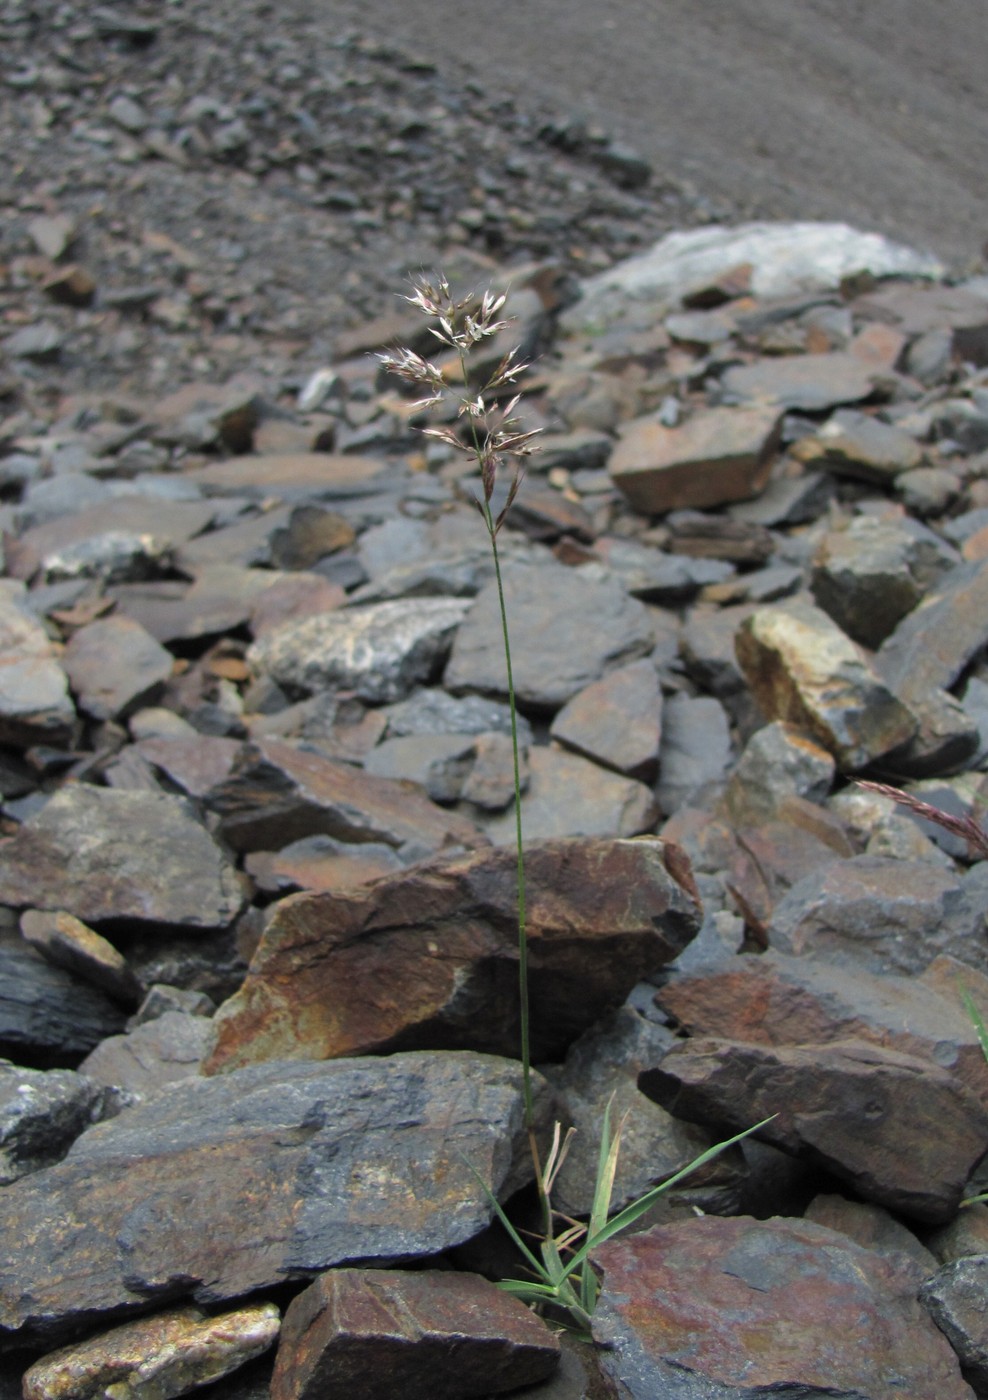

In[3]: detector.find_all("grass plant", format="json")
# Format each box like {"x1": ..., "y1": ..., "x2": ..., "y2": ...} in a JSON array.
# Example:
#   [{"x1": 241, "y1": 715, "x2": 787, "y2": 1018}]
[{"x1": 380, "y1": 274, "x2": 768, "y2": 1338}]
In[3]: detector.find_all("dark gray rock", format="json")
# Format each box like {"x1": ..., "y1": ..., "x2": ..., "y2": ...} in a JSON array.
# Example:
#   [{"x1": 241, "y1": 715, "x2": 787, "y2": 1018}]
[
  {"x1": 79, "y1": 1011, "x2": 213, "y2": 1098},
  {"x1": 921, "y1": 1256, "x2": 988, "y2": 1392},
  {"x1": 656, "y1": 693, "x2": 733, "y2": 816},
  {"x1": 0, "y1": 1051, "x2": 550, "y2": 1347},
  {"x1": 444, "y1": 560, "x2": 654, "y2": 710},
  {"x1": 0, "y1": 580, "x2": 77, "y2": 748},
  {"x1": 0, "y1": 1060, "x2": 105, "y2": 1184},
  {"x1": 0, "y1": 941, "x2": 127, "y2": 1064}
]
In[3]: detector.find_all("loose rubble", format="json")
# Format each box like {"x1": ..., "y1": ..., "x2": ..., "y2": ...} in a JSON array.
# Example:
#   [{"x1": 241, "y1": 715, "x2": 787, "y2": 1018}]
[{"x1": 4, "y1": 19, "x2": 988, "y2": 1389}]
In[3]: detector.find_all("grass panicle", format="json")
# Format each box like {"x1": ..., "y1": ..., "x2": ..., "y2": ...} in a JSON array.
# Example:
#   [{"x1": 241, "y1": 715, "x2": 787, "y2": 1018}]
[{"x1": 384, "y1": 273, "x2": 769, "y2": 1337}]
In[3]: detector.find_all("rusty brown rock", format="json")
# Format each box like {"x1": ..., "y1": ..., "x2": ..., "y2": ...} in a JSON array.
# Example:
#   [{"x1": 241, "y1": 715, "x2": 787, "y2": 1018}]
[
  {"x1": 640, "y1": 1036, "x2": 988, "y2": 1222},
  {"x1": 655, "y1": 949, "x2": 988, "y2": 1108},
  {"x1": 608, "y1": 404, "x2": 782, "y2": 513},
  {"x1": 592, "y1": 1215, "x2": 973, "y2": 1399},
  {"x1": 19, "y1": 909, "x2": 141, "y2": 1005},
  {"x1": 270, "y1": 1269, "x2": 559, "y2": 1400},
  {"x1": 204, "y1": 837, "x2": 701, "y2": 1073}
]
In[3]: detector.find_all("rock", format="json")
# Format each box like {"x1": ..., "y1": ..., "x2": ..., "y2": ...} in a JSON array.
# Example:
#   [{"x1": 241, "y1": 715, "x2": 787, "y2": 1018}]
[
  {"x1": 811, "y1": 515, "x2": 958, "y2": 648},
  {"x1": 182, "y1": 452, "x2": 387, "y2": 502},
  {"x1": 590, "y1": 537, "x2": 733, "y2": 602},
  {"x1": 565, "y1": 223, "x2": 944, "y2": 333},
  {"x1": 666, "y1": 510, "x2": 776, "y2": 564},
  {"x1": 208, "y1": 736, "x2": 484, "y2": 855},
  {"x1": 641, "y1": 1037, "x2": 988, "y2": 1222},
  {"x1": 27, "y1": 213, "x2": 75, "y2": 261},
  {"x1": 245, "y1": 835, "x2": 405, "y2": 895},
  {"x1": 656, "y1": 693, "x2": 733, "y2": 815},
  {"x1": 549, "y1": 658, "x2": 662, "y2": 779},
  {"x1": 270, "y1": 1269, "x2": 559, "y2": 1400},
  {"x1": 767, "y1": 855, "x2": 988, "y2": 976},
  {"x1": 4, "y1": 322, "x2": 64, "y2": 362},
  {"x1": 444, "y1": 561, "x2": 654, "y2": 709},
  {"x1": 78, "y1": 1011, "x2": 214, "y2": 1098},
  {"x1": 877, "y1": 557, "x2": 988, "y2": 706},
  {"x1": 132, "y1": 733, "x2": 242, "y2": 799},
  {"x1": 921, "y1": 1257, "x2": 988, "y2": 1393},
  {"x1": 19, "y1": 909, "x2": 141, "y2": 1005},
  {"x1": 363, "y1": 733, "x2": 480, "y2": 803},
  {"x1": 0, "y1": 786, "x2": 244, "y2": 932},
  {"x1": 247, "y1": 597, "x2": 471, "y2": 704},
  {"x1": 204, "y1": 837, "x2": 701, "y2": 1072},
  {"x1": 0, "y1": 1052, "x2": 550, "y2": 1346},
  {"x1": 804, "y1": 1192, "x2": 938, "y2": 1270},
  {"x1": 608, "y1": 405, "x2": 782, "y2": 513},
  {"x1": 721, "y1": 351, "x2": 880, "y2": 412},
  {"x1": 722, "y1": 721, "x2": 835, "y2": 821},
  {"x1": 384, "y1": 687, "x2": 531, "y2": 743},
  {"x1": 0, "y1": 941, "x2": 128, "y2": 1063},
  {"x1": 735, "y1": 598, "x2": 917, "y2": 769},
  {"x1": 22, "y1": 1303, "x2": 281, "y2": 1400},
  {"x1": 481, "y1": 745, "x2": 657, "y2": 843},
  {"x1": 793, "y1": 407, "x2": 923, "y2": 482},
  {"x1": 655, "y1": 949, "x2": 988, "y2": 1107},
  {"x1": 61, "y1": 614, "x2": 174, "y2": 721},
  {"x1": 0, "y1": 580, "x2": 77, "y2": 748},
  {"x1": 0, "y1": 1060, "x2": 104, "y2": 1185},
  {"x1": 592, "y1": 1215, "x2": 971, "y2": 1399}
]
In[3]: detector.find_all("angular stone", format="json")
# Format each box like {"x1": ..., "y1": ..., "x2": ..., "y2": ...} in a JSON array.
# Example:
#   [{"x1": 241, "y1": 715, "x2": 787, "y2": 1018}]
[
  {"x1": 0, "y1": 787, "x2": 244, "y2": 932},
  {"x1": 656, "y1": 693, "x2": 733, "y2": 815},
  {"x1": 208, "y1": 736, "x2": 484, "y2": 855},
  {"x1": 722, "y1": 352, "x2": 879, "y2": 411},
  {"x1": 363, "y1": 734, "x2": 479, "y2": 803},
  {"x1": 666, "y1": 511, "x2": 775, "y2": 564},
  {"x1": 793, "y1": 407, "x2": 922, "y2": 482},
  {"x1": 248, "y1": 597, "x2": 471, "y2": 705},
  {"x1": 182, "y1": 452, "x2": 387, "y2": 501},
  {"x1": 22, "y1": 1303, "x2": 281, "y2": 1400},
  {"x1": 722, "y1": 721, "x2": 835, "y2": 822},
  {"x1": 383, "y1": 687, "x2": 529, "y2": 743},
  {"x1": 458, "y1": 732, "x2": 520, "y2": 812},
  {"x1": 608, "y1": 405, "x2": 781, "y2": 513},
  {"x1": 921, "y1": 1257, "x2": 988, "y2": 1392},
  {"x1": 0, "y1": 1061, "x2": 104, "y2": 1185},
  {"x1": 641, "y1": 1037, "x2": 988, "y2": 1221},
  {"x1": 61, "y1": 614, "x2": 174, "y2": 721},
  {"x1": 0, "y1": 1052, "x2": 549, "y2": 1346},
  {"x1": 79, "y1": 1011, "x2": 214, "y2": 1098},
  {"x1": 245, "y1": 835, "x2": 405, "y2": 896},
  {"x1": 550, "y1": 658, "x2": 662, "y2": 779},
  {"x1": 591, "y1": 537, "x2": 733, "y2": 603},
  {"x1": 877, "y1": 557, "x2": 988, "y2": 705},
  {"x1": 7, "y1": 498, "x2": 215, "y2": 585},
  {"x1": 736, "y1": 598, "x2": 917, "y2": 768},
  {"x1": 680, "y1": 602, "x2": 757, "y2": 697},
  {"x1": 270, "y1": 1269, "x2": 559, "y2": 1400},
  {"x1": 268, "y1": 505, "x2": 356, "y2": 569},
  {"x1": 19, "y1": 909, "x2": 141, "y2": 1005},
  {"x1": 804, "y1": 1193, "x2": 938, "y2": 1270},
  {"x1": 0, "y1": 941, "x2": 127, "y2": 1062},
  {"x1": 445, "y1": 561, "x2": 654, "y2": 709},
  {"x1": 812, "y1": 515, "x2": 957, "y2": 648},
  {"x1": 204, "y1": 837, "x2": 701, "y2": 1073},
  {"x1": 592, "y1": 1216, "x2": 971, "y2": 1399},
  {"x1": 655, "y1": 949, "x2": 988, "y2": 1107},
  {"x1": 481, "y1": 746, "x2": 658, "y2": 844},
  {"x1": 766, "y1": 855, "x2": 985, "y2": 976},
  {"x1": 248, "y1": 573, "x2": 345, "y2": 636},
  {"x1": 0, "y1": 604, "x2": 75, "y2": 749},
  {"x1": 173, "y1": 506, "x2": 292, "y2": 572},
  {"x1": 108, "y1": 566, "x2": 274, "y2": 644},
  {"x1": 133, "y1": 733, "x2": 242, "y2": 799}
]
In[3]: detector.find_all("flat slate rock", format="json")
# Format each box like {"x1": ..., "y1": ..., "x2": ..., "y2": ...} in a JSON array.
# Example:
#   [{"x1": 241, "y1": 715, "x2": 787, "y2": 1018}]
[
  {"x1": 876, "y1": 556, "x2": 988, "y2": 704},
  {"x1": 208, "y1": 735, "x2": 484, "y2": 856},
  {"x1": 270, "y1": 1269, "x2": 560, "y2": 1400},
  {"x1": 444, "y1": 561, "x2": 654, "y2": 710},
  {"x1": 204, "y1": 837, "x2": 701, "y2": 1073},
  {"x1": 641, "y1": 1035, "x2": 988, "y2": 1222},
  {"x1": 0, "y1": 941, "x2": 129, "y2": 1063},
  {"x1": 481, "y1": 746, "x2": 658, "y2": 844},
  {"x1": 592, "y1": 1215, "x2": 972, "y2": 1399},
  {"x1": 0, "y1": 1051, "x2": 549, "y2": 1347},
  {"x1": 721, "y1": 351, "x2": 880, "y2": 412},
  {"x1": 549, "y1": 658, "x2": 662, "y2": 779},
  {"x1": 61, "y1": 614, "x2": 174, "y2": 721},
  {"x1": 0, "y1": 786, "x2": 244, "y2": 932}
]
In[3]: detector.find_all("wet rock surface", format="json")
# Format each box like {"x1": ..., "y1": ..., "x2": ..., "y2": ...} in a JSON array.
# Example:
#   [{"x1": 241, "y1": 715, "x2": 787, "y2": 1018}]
[{"x1": 4, "y1": 16, "x2": 988, "y2": 1389}]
